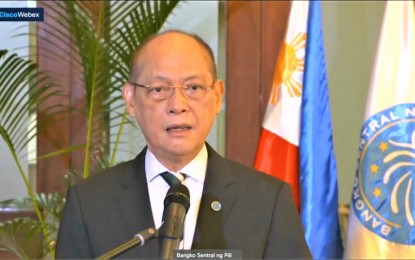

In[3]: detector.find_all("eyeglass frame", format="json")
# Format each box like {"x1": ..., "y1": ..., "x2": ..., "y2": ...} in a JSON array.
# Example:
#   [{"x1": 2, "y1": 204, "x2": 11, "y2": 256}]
[{"x1": 128, "y1": 80, "x2": 217, "y2": 101}]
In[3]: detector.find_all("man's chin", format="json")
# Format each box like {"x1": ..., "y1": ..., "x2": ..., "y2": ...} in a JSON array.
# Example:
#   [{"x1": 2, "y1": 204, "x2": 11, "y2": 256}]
[{"x1": 165, "y1": 143, "x2": 202, "y2": 158}]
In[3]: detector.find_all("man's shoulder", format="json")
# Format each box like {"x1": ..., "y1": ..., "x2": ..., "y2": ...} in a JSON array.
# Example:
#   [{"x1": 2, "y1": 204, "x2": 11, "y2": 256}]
[{"x1": 73, "y1": 157, "x2": 140, "y2": 191}]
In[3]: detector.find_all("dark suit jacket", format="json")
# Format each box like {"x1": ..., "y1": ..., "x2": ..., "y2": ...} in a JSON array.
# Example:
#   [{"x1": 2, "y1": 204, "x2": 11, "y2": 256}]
[{"x1": 55, "y1": 145, "x2": 311, "y2": 259}]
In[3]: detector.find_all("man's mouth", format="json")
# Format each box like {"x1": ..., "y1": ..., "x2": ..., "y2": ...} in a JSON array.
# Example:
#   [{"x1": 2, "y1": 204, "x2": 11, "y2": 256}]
[{"x1": 166, "y1": 124, "x2": 192, "y2": 132}]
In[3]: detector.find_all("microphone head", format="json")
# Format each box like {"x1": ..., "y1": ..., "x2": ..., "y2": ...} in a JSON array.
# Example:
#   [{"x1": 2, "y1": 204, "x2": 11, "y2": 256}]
[{"x1": 164, "y1": 183, "x2": 190, "y2": 212}]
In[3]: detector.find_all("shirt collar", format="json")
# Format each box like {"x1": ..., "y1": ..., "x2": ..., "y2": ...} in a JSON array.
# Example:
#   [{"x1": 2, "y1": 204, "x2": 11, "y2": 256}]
[{"x1": 145, "y1": 144, "x2": 207, "y2": 184}]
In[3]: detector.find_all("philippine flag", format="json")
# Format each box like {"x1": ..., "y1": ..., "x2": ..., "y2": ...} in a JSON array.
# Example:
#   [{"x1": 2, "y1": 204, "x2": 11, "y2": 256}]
[
  {"x1": 344, "y1": 1, "x2": 415, "y2": 258},
  {"x1": 254, "y1": 1, "x2": 343, "y2": 259}
]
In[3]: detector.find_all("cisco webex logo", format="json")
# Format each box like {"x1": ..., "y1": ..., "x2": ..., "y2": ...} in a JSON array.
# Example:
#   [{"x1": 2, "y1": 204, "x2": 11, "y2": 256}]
[{"x1": 0, "y1": 8, "x2": 44, "y2": 22}]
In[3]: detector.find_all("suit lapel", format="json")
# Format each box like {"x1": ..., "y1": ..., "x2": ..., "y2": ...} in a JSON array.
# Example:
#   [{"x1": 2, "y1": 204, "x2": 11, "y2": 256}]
[
  {"x1": 192, "y1": 144, "x2": 238, "y2": 249},
  {"x1": 117, "y1": 147, "x2": 159, "y2": 257},
  {"x1": 114, "y1": 145, "x2": 238, "y2": 253}
]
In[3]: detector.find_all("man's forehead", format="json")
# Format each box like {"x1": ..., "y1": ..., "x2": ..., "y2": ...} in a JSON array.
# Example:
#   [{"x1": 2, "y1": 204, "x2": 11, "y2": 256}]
[
  {"x1": 129, "y1": 31, "x2": 216, "y2": 81},
  {"x1": 142, "y1": 32, "x2": 203, "y2": 54}
]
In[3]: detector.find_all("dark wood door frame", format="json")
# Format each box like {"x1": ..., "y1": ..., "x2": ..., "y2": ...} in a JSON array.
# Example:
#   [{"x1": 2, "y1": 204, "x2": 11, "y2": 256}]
[{"x1": 226, "y1": 1, "x2": 290, "y2": 167}]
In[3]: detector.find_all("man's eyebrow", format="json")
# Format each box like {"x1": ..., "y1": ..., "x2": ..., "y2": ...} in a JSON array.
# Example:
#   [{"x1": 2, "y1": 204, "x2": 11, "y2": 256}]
[
  {"x1": 152, "y1": 76, "x2": 171, "y2": 81},
  {"x1": 183, "y1": 75, "x2": 204, "y2": 81},
  {"x1": 150, "y1": 75, "x2": 205, "y2": 82}
]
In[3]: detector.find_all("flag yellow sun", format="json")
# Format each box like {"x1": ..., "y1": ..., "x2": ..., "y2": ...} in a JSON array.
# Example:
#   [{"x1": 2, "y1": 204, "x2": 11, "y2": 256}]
[{"x1": 270, "y1": 33, "x2": 306, "y2": 104}]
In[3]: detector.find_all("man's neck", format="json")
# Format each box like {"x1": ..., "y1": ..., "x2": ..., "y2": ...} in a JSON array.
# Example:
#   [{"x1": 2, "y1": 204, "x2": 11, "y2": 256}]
[{"x1": 149, "y1": 145, "x2": 206, "y2": 172}]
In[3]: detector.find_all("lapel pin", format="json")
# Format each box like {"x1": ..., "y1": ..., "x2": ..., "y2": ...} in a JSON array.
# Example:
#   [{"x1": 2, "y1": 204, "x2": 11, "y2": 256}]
[{"x1": 211, "y1": 201, "x2": 222, "y2": 211}]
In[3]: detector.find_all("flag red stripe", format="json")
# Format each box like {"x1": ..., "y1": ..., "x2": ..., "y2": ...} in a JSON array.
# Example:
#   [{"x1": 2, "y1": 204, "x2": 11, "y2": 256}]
[{"x1": 254, "y1": 128, "x2": 300, "y2": 210}]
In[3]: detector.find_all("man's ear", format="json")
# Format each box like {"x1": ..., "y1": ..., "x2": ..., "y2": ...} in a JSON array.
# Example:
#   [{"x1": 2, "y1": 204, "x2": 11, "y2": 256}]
[
  {"x1": 122, "y1": 83, "x2": 136, "y2": 116},
  {"x1": 214, "y1": 80, "x2": 224, "y2": 114}
]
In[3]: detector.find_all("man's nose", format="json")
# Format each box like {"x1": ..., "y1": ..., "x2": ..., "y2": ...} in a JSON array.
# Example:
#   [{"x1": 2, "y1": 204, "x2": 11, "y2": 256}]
[{"x1": 167, "y1": 87, "x2": 189, "y2": 114}]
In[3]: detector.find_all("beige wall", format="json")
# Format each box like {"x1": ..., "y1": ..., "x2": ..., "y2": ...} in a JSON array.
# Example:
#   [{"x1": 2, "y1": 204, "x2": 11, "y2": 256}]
[{"x1": 322, "y1": 1, "x2": 385, "y2": 203}]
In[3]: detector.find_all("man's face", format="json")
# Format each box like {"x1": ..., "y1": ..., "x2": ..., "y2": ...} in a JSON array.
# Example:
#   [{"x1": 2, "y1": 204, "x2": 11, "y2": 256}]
[{"x1": 123, "y1": 33, "x2": 223, "y2": 168}]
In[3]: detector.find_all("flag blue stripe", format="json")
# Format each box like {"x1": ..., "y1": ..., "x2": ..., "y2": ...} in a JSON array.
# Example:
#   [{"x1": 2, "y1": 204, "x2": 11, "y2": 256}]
[{"x1": 300, "y1": 1, "x2": 343, "y2": 259}]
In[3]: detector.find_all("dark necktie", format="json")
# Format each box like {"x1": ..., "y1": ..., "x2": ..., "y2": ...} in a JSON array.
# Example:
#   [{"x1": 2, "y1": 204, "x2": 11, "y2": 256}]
[
  {"x1": 160, "y1": 171, "x2": 182, "y2": 186},
  {"x1": 159, "y1": 171, "x2": 186, "y2": 249}
]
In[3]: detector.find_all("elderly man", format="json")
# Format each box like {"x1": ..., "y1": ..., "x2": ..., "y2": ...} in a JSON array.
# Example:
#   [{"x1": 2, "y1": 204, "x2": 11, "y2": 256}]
[{"x1": 56, "y1": 30, "x2": 311, "y2": 259}]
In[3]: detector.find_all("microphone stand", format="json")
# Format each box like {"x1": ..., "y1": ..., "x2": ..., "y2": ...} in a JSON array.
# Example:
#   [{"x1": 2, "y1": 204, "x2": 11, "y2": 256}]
[{"x1": 97, "y1": 227, "x2": 157, "y2": 260}]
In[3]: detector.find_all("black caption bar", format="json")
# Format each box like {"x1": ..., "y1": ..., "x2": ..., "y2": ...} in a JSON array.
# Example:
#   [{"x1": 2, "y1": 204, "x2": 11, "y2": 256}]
[
  {"x1": 0, "y1": 8, "x2": 44, "y2": 22},
  {"x1": 174, "y1": 249, "x2": 242, "y2": 260}
]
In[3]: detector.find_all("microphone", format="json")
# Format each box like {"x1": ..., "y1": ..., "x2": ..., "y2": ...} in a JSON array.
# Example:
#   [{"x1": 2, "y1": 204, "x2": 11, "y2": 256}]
[
  {"x1": 97, "y1": 228, "x2": 156, "y2": 260},
  {"x1": 159, "y1": 183, "x2": 190, "y2": 260}
]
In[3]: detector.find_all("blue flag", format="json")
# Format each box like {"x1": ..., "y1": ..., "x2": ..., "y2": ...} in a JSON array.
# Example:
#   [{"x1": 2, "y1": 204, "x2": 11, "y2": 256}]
[{"x1": 299, "y1": 1, "x2": 344, "y2": 258}]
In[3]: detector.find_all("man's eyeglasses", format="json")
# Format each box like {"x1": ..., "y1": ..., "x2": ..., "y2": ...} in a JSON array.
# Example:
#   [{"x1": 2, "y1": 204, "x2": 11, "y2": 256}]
[{"x1": 129, "y1": 81, "x2": 216, "y2": 101}]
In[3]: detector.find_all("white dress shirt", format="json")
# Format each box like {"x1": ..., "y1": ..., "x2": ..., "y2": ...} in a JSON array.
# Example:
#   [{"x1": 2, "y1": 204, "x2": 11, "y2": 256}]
[{"x1": 145, "y1": 145, "x2": 207, "y2": 249}]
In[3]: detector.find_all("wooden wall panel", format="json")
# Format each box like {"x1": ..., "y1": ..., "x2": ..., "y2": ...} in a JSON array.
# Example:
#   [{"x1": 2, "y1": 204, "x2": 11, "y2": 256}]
[
  {"x1": 226, "y1": 1, "x2": 262, "y2": 166},
  {"x1": 36, "y1": 2, "x2": 88, "y2": 194},
  {"x1": 37, "y1": 1, "x2": 72, "y2": 194},
  {"x1": 226, "y1": 1, "x2": 290, "y2": 167}
]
